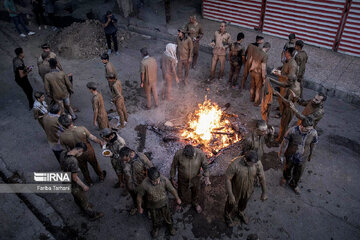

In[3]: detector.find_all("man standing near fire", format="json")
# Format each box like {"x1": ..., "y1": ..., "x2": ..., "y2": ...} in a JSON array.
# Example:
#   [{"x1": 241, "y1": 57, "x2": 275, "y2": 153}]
[
  {"x1": 185, "y1": 15, "x2": 203, "y2": 69},
  {"x1": 228, "y1": 32, "x2": 245, "y2": 88},
  {"x1": 140, "y1": 47, "x2": 159, "y2": 109},
  {"x1": 176, "y1": 28, "x2": 193, "y2": 85},
  {"x1": 170, "y1": 145, "x2": 211, "y2": 213}
]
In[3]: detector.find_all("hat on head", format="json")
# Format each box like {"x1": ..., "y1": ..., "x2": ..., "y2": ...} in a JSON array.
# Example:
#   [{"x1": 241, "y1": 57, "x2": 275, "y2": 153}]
[
  {"x1": 41, "y1": 43, "x2": 50, "y2": 49},
  {"x1": 86, "y1": 82, "x2": 97, "y2": 89},
  {"x1": 100, "y1": 128, "x2": 115, "y2": 138},
  {"x1": 107, "y1": 73, "x2": 116, "y2": 79},
  {"x1": 100, "y1": 52, "x2": 109, "y2": 60},
  {"x1": 178, "y1": 27, "x2": 186, "y2": 34}
]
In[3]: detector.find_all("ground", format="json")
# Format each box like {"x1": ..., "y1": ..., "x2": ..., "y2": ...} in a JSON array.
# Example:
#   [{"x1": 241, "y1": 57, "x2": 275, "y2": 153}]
[{"x1": 0, "y1": 13, "x2": 360, "y2": 240}]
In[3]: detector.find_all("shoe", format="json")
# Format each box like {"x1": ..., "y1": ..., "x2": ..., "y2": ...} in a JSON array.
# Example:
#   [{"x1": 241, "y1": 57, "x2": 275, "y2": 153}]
[
  {"x1": 20, "y1": 33, "x2": 26, "y2": 37},
  {"x1": 107, "y1": 49, "x2": 112, "y2": 55},
  {"x1": 100, "y1": 170, "x2": 107, "y2": 182},
  {"x1": 89, "y1": 212, "x2": 104, "y2": 221},
  {"x1": 239, "y1": 211, "x2": 249, "y2": 225},
  {"x1": 293, "y1": 186, "x2": 301, "y2": 195},
  {"x1": 280, "y1": 177, "x2": 286, "y2": 186},
  {"x1": 28, "y1": 31, "x2": 35, "y2": 36},
  {"x1": 129, "y1": 207, "x2": 137, "y2": 216},
  {"x1": 115, "y1": 51, "x2": 119, "y2": 55},
  {"x1": 151, "y1": 228, "x2": 159, "y2": 238}
]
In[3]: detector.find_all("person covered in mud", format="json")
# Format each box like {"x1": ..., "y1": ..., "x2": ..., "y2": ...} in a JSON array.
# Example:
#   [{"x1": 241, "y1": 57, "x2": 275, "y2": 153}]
[
  {"x1": 140, "y1": 47, "x2": 159, "y2": 109},
  {"x1": 137, "y1": 167, "x2": 181, "y2": 238},
  {"x1": 242, "y1": 120, "x2": 275, "y2": 161},
  {"x1": 290, "y1": 92, "x2": 326, "y2": 128},
  {"x1": 160, "y1": 43, "x2": 179, "y2": 101},
  {"x1": 107, "y1": 73, "x2": 128, "y2": 128},
  {"x1": 279, "y1": 117, "x2": 318, "y2": 195},
  {"x1": 86, "y1": 82, "x2": 109, "y2": 130},
  {"x1": 38, "y1": 43, "x2": 62, "y2": 71},
  {"x1": 119, "y1": 146, "x2": 153, "y2": 215},
  {"x1": 100, "y1": 128, "x2": 126, "y2": 189},
  {"x1": 170, "y1": 144, "x2": 211, "y2": 213},
  {"x1": 224, "y1": 150, "x2": 267, "y2": 226},
  {"x1": 38, "y1": 51, "x2": 51, "y2": 81},
  {"x1": 59, "y1": 142, "x2": 104, "y2": 221}
]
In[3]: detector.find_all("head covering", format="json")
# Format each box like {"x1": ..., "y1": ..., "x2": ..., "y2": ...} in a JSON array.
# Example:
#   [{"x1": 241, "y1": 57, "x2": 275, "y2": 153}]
[
  {"x1": 86, "y1": 82, "x2": 97, "y2": 89},
  {"x1": 41, "y1": 43, "x2": 50, "y2": 49},
  {"x1": 100, "y1": 128, "x2": 115, "y2": 138},
  {"x1": 164, "y1": 43, "x2": 178, "y2": 64}
]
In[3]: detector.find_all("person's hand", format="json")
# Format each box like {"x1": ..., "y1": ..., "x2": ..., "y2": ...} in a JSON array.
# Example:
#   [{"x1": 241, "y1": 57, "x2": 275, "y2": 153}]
[
  {"x1": 140, "y1": 82, "x2": 144, "y2": 88},
  {"x1": 261, "y1": 193, "x2": 268, "y2": 201},
  {"x1": 83, "y1": 185, "x2": 89, "y2": 192},
  {"x1": 279, "y1": 156, "x2": 285, "y2": 164},
  {"x1": 289, "y1": 102, "x2": 295, "y2": 109},
  {"x1": 175, "y1": 77, "x2": 180, "y2": 84},
  {"x1": 94, "y1": 121, "x2": 97, "y2": 127},
  {"x1": 100, "y1": 140, "x2": 106, "y2": 147},
  {"x1": 176, "y1": 198, "x2": 182, "y2": 205},
  {"x1": 171, "y1": 179, "x2": 178, "y2": 189},
  {"x1": 268, "y1": 126, "x2": 275, "y2": 135},
  {"x1": 138, "y1": 207, "x2": 144, "y2": 214},
  {"x1": 229, "y1": 195, "x2": 236, "y2": 205},
  {"x1": 188, "y1": 58, "x2": 192, "y2": 63},
  {"x1": 204, "y1": 176, "x2": 211, "y2": 186}
]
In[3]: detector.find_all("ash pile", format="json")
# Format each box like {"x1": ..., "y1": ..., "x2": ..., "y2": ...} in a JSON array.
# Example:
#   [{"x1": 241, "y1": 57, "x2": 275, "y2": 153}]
[{"x1": 47, "y1": 20, "x2": 131, "y2": 59}]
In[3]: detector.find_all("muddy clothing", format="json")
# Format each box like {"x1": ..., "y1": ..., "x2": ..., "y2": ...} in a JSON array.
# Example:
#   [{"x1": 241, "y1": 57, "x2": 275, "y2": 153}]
[
  {"x1": 91, "y1": 92, "x2": 109, "y2": 130},
  {"x1": 44, "y1": 70, "x2": 73, "y2": 101},
  {"x1": 105, "y1": 61, "x2": 117, "y2": 79},
  {"x1": 261, "y1": 78, "x2": 273, "y2": 123},
  {"x1": 281, "y1": 126, "x2": 318, "y2": 187},
  {"x1": 42, "y1": 113, "x2": 63, "y2": 161},
  {"x1": 60, "y1": 126, "x2": 104, "y2": 184},
  {"x1": 277, "y1": 89, "x2": 297, "y2": 143},
  {"x1": 123, "y1": 153, "x2": 153, "y2": 191},
  {"x1": 281, "y1": 41, "x2": 295, "y2": 63},
  {"x1": 110, "y1": 80, "x2": 128, "y2": 126},
  {"x1": 249, "y1": 48, "x2": 268, "y2": 105},
  {"x1": 243, "y1": 130, "x2": 274, "y2": 161},
  {"x1": 59, "y1": 151, "x2": 96, "y2": 217},
  {"x1": 295, "y1": 50, "x2": 308, "y2": 97},
  {"x1": 210, "y1": 30, "x2": 231, "y2": 79},
  {"x1": 106, "y1": 134, "x2": 126, "y2": 175},
  {"x1": 38, "y1": 60, "x2": 51, "y2": 81},
  {"x1": 295, "y1": 99, "x2": 325, "y2": 128},
  {"x1": 177, "y1": 36, "x2": 193, "y2": 84},
  {"x1": 37, "y1": 52, "x2": 60, "y2": 70},
  {"x1": 141, "y1": 56, "x2": 158, "y2": 108},
  {"x1": 224, "y1": 157, "x2": 266, "y2": 222},
  {"x1": 160, "y1": 53, "x2": 177, "y2": 100},
  {"x1": 170, "y1": 148, "x2": 209, "y2": 205},
  {"x1": 33, "y1": 100, "x2": 48, "y2": 129},
  {"x1": 13, "y1": 56, "x2": 34, "y2": 108},
  {"x1": 242, "y1": 43, "x2": 260, "y2": 87},
  {"x1": 185, "y1": 22, "x2": 203, "y2": 67},
  {"x1": 228, "y1": 42, "x2": 245, "y2": 86}
]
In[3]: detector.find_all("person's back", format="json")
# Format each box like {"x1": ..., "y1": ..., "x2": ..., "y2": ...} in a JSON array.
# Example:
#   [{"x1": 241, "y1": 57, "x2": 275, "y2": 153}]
[
  {"x1": 43, "y1": 114, "x2": 60, "y2": 143},
  {"x1": 44, "y1": 70, "x2": 70, "y2": 100},
  {"x1": 39, "y1": 60, "x2": 50, "y2": 80},
  {"x1": 249, "y1": 47, "x2": 267, "y2": 73},
  {"x1": 60, "y1": 126, "x2": 90, "y2": 150},
  {"x1": 161, "y1": 53, "x2": 176, "y2": 77},
  {"x1": 141, "y1": 57, "x2": 158, "y2": 85}
]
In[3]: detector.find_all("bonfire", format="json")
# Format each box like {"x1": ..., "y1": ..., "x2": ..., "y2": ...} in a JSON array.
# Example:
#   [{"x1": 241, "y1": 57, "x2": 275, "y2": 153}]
[{"x1": 181, "y1": 98, "x2": 241, "y2": 156}]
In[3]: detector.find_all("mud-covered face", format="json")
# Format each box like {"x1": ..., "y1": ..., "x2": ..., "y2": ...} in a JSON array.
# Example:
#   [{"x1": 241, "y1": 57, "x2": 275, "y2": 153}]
[
  {"x1": 300, "y1": 125, "x2": 313, "y2": 133},
  {"x1": 150, "y1": 177, "x2": 161, "y2": 186},
  {"x1": 312, "y1": 95, "x2": 324, "y2": 106},
  {"x1": 178, "y1": 31, "x2": 184, "y2": 38},
  {"x1": 220, "y1": 23, "x2": 226, "y2": 33}
]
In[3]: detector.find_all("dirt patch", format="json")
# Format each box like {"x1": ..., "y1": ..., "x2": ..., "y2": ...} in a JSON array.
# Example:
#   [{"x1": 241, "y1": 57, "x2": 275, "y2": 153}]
[
  {"x1": 327, "y1": 135, "x2": 360, "y2": 155},
  {"x1": 47, "y1": 20, "x2": 131, "y2": 59}
]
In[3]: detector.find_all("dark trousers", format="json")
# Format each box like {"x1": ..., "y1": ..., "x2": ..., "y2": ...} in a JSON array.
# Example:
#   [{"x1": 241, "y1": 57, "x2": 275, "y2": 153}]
[
  {"x1": 46, "y1": 13, "x2": 55, "y2": 26},
  {"x1": 224, "y1": 196, "x2": 249, "y2": 223},
  {"x1": 283, "y1": 159, "x2": 306, "y2": 188},
  {"x1": 178, "y1": 176, "x2": 200, "y2": 206},
  {"x1": 192, "y1": 41, "x2": 199, "y2": 68},
  {"x1": 11, "y1": 15, "x2": 29, "y2": 34},
  {"x1": 149, "y1": 205, "x2": 173, "y2": 231},
  {"x1": 105, "y1": 32, "x2": 118, "y2": 52},
  {"x1": 33, "y1": 9, "x2": 46, "y2": 26},
  {"x1": 15, "y1": 77, "x2": 34, "y2": 108},
  {"x1": 52, "y1": 149, "x2": 62, "y2": 162},
  {"x1": 228, "y1": 62, "x2": 241, "y2": 86},
  {"x1": 77, "y1": 143, "x2": 104, "y2": 184},
  {"x1": 72, "y1": 185, "x2": 96, "y2": 218}
]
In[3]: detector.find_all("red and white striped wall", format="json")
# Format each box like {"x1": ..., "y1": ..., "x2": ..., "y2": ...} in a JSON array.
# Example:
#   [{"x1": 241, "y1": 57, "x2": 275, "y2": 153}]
[
  {"x1": 202, "y1": 0, "x2": 264, "y2": 30},
  {"x1": 202, "y1": 0, "x2": 360, "y2": 57},
  {"x1": 338, "y1": 0, "x2": 360, "y2": 57}
]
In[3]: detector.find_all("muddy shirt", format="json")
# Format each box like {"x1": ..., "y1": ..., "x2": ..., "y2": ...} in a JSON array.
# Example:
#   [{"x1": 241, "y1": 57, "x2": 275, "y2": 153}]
[
  {"x1": 137, "y1": 176, "x2": 179, "y2": 209},
  {"x1": 106, "y1": 134, "x2": 126, "y2": 174},
  {"x1": 59, "y1": 151, "x2": 80, "y2": 188},
  {"x1": 281, "y1": 58, "x2": 300, "y2": 96},
  {"x1": 37, "y1": 52, "x2": 57, "y2": 67},
  {"x1": 226, "y1": 156, "x2": 265, "y2": 201},
  {"x1": 284, "y1": 126, "x2": 318, "y2": 163},
  {"x1": 176, "y1": 36, "x2": 193, "y2": 61},
  {"x1": 213, "y1": 30, "x2": 231, "y2": 56},
  {"x1": 229, "y1": 42, "x2": 245, "y2": 65},
  {"x1": 185, "y1": 22, "x2": 203, "y2": 40},
  {"x1": 38, "y1": 60, "x2": 51, "y2": 80},
  {"x1": 44, "y1": 70, "x2": 73, "y2": 101},
  {"x1": 294, "y1": 50, "x2": 308, "y2": 79},
  {"x1": 245, "y1": 43, "x2": 260, "y2": 62},
  {"x1": 160, "y1": 53, "x2": 177, "y2": 78},
  {"x1": 243, "y1": 130, "x2": 274, "y2": 160},
  {"x1": 170, "y1": 148, "x2": 209, "y2": 182},
  {"x1": 110, "y1": 79, "x2": 123, "y2": 100},
  {"x1": 249, "y1": 48, "x2": 268, "y2": 74},
  {"x1": 92, "y1": 92, "x2": 108, "y2": 128},
  {"x1": 298, "y1": 100, "x2": 325, "y2": 127},
  {"x1": 105, "y1": 61, "x2": 117, "y2": 79},
  {"x1": 123, "y1": 153, "x2": 153, "y2": 190},
  {"x1": 43, "y1": 113, "x2": 62, "y2": 149},
  {"x1": 141, "y1": 56, "x2": 158, "y2": 86},
  {"x1": 60, "y1": 126, "x2": 91, "y2": 150}
]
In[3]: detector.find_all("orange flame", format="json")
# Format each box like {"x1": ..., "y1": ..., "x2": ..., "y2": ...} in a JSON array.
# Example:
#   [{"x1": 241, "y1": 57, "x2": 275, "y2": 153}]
[{"x1": 181, "y1": 98, "x2": 240, "y2": 156}]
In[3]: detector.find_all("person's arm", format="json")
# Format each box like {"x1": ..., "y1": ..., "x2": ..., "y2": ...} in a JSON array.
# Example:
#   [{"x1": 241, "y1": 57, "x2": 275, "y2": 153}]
[
  {"x1": 83, "y1": 127, "x2": 104, "y2": 146},
  {"x1": 103, "y1": 16, "x2": 111, "y2": 28},
  {"x1": 44, "y1": 77, "x2": 51, "y2": 98},
  {"x1": 56, "y1": 58, "x2": 63, "y2": 71},
  {"x1": 228, "y1": 46, "x2": 232, "y2": 62},
  {"x1": 136, "y1": 184, "x2": 145, "y2": 213},
  {"x1": 289, "y1": 102, "x2": 306, "y2": 121},
  {"x1": 93, "y1": 98, "x2": 99, "y2": 127},
  {"x1": 197, "y1": 25, "x2": 204, "y2": 40},
  {"x1": 165, "y1": 177, "x2": 181, "y2": 205},
  {"x1": 225, "y1": 162, "x2": 236, "y2": 205},
  {"x1": 200, "y1": 151, "x2": 211, "y2": 185},
  {"x1": 287, "y1": 63, "x2": 297, "y2": 83},
  {"x1": 264, "y1": 126, "x2": 275, "y2": 148},
  {"x1": 72, "y1": 173, "x2": 89, "y2": 191},
  {"x1": 278, "y1": 133, "x2": 290, "y2": 163},
  {"x1": 171, "y1": 60, "x2": 179, "y2": 83},
  {"x1": 256, "y1": 162, "x2": 267, "y2": 201},
  {"x1": 33, "y1": 109, "x2": 39, "y2": 120},
  {"x1": 4, "y1": 2, "x2": 17, "y2": 14},
  {"x1": 169, "y1": 153, "x2": 178, "y2": 187},
  {"x1": 140, "y1": 62, "x2": 145, "y2": 88},
  {"x1": 308, "y1": 133, "x2": 318, "y2": 162},
  {"x1": 64, "y1": 73, "x2": 73, "y2": 94}
]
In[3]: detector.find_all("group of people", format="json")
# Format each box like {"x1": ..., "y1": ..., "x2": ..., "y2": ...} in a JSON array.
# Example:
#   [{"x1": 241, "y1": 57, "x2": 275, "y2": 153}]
[{"x1": 10, "y1": 13, "x2": 328, "y2": 239}]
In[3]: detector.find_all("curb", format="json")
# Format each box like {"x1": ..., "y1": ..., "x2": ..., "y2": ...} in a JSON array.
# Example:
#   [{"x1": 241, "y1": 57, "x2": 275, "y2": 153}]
[{"x1": 119, "y1": 23, "x2": 360, "y2": 105}]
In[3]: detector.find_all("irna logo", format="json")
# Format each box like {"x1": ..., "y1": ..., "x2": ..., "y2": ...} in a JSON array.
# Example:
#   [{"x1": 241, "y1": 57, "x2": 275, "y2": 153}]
[{"x1": 34, "y1": 172, "x2": 71, "y2": 182}]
